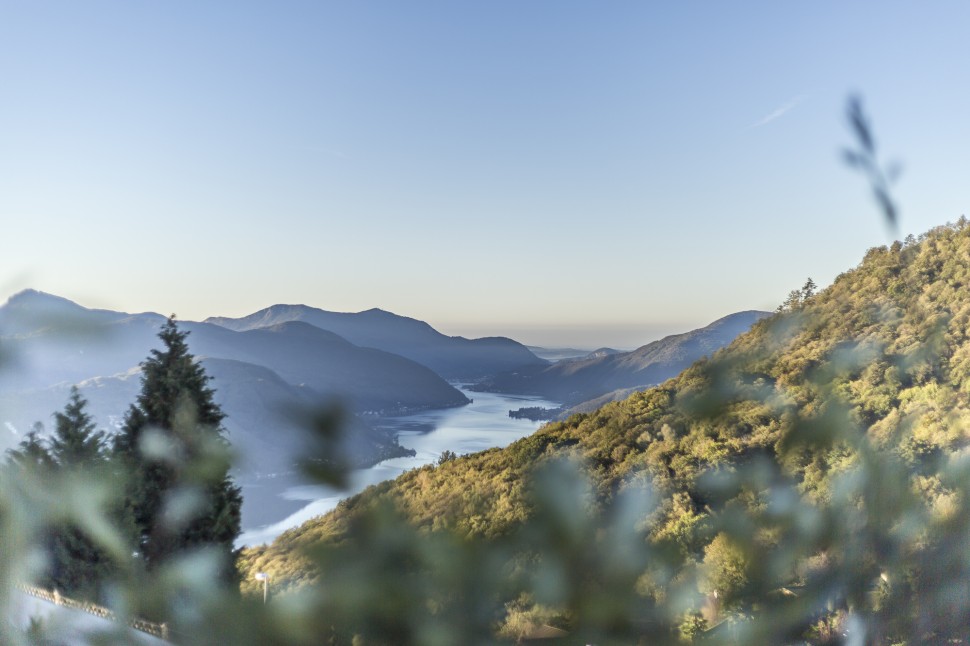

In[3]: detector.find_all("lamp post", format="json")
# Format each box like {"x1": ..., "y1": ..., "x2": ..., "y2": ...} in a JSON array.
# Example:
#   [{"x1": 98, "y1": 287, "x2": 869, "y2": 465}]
[{"x1": 254, "y1": 572, "x2": 270, "y2": 604}]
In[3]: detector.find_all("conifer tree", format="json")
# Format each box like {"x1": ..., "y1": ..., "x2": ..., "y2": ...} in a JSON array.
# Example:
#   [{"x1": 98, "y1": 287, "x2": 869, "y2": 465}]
[
  {"x1": 113, "y1": 316, "x2": 242, "y2": 578},
  {"x1": 49, "y1": 386, "x2": 107, "y2": 469},
  {"x1": 46, "y1": 388, "x2": 116, "y2": 596},
  {"x1": 6, "y1": 424, "x2": 53, "y2": 471},
  {"x1": 5, "y1": 390, "x2": 118, "y2": 597}
]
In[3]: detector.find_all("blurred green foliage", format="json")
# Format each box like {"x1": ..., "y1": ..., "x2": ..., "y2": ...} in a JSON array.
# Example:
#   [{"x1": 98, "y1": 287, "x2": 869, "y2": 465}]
[{"x1": 7, "y1": 100, "x2": 970, "y2": 644}]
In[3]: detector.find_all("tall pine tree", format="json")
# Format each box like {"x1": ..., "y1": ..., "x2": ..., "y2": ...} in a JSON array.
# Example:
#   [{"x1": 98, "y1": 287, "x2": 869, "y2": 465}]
[{"x1": 113, "y1": 316, "x2": 241, "y2": 578}]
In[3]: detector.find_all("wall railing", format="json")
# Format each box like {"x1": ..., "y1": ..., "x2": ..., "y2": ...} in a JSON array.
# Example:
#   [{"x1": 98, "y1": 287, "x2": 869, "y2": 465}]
[{"x1": 17, "y1": 583, "x2": 170, "y2": 641}]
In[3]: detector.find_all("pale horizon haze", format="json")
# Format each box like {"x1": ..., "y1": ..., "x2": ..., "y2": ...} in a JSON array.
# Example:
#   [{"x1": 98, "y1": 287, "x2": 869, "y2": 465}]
[{"x1": 2, "y1": 2, "x2": 969, "y2": 348}]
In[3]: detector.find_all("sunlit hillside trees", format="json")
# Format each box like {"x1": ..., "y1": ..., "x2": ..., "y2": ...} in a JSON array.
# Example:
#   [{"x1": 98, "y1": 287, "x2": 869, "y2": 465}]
[{"x1": 239, "y1": 217, "x2": 970, "y2": 643}]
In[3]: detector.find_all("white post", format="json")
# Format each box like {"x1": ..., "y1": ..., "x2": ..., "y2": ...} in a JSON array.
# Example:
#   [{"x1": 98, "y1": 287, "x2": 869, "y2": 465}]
[{"x1": 254, "y1": 572, "x2": 270, "y2": 604}]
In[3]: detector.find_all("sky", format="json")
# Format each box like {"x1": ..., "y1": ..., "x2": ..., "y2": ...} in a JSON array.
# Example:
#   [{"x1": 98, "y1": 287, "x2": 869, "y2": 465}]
[{"x1": 2, "y1": 2, "x2": 970, "y2": 349}]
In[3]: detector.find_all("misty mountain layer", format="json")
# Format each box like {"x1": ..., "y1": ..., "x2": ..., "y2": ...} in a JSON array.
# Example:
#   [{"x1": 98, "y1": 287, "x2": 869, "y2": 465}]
[
  {"x1": 471, "y1": 310, "x2": 770, "y2": 405},
  {"x1": 0, "y1": 291, "x2": 470, "y2": 474},
  {"x1": 206, "y1": 304, "x2": 546, "y2": 380}
]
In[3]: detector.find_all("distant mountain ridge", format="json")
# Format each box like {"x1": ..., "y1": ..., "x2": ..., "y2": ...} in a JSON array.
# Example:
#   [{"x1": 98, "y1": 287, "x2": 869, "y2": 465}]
[
  {"x1": 0, "y1": 291, "x2": 468, "y2": 415},
  {"x1": 0, "y1": 291, "x2": 472, "y2": 473},
  {"x1": 0, "y1": 289, "x2": 127, "y2": 337},
  {"x1": 0, "y1": 290, "x2": 499, "y2": 528},
  {"x1": 205, "y1": 304, "x2": 546, "y2": 380},
  {"x1": 188, "y1": 320, "x2": 468, "y2": 414},
  {"x1": 471, "y1": 310, "x2": 771, "y2": 405}
]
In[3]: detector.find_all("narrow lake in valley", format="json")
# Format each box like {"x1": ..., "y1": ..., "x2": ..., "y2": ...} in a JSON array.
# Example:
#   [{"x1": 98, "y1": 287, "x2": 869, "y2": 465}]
[{"x1": 239, "y1": 387, "x2": 560, "y2": 546}]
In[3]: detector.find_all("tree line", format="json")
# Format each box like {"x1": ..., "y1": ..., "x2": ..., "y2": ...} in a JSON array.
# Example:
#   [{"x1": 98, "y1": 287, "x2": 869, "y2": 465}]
[{"x1": 5, "y1": 317, "x2": 241, "y2": 605}]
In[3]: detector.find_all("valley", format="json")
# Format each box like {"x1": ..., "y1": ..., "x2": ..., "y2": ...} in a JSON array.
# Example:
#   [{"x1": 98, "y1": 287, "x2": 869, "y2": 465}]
[
  {"x1": 239, "y1": 221, "x2": 970, "y2": 643},
  {"x1": 5, "y1": 3, "x2": 964, "y2": 642},
  {"x1": 1, "y1": 290, "x2": 757, "y2": 534},
  {"x1": 239, "y1": 387, "x2": 560, "y2": 544}
]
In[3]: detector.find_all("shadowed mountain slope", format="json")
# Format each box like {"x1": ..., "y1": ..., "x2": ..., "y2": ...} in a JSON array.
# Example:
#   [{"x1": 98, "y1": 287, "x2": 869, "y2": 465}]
[
  {"x1": 185, "y1": 321, "x2": 470, "y2": 414},
  {"x1": 205, "y1": 304, "x2": 546, "y2": 380},
  {"x1": 0, "y1": 292, "x2": 468, "y2": 415},
  {"x1": 0, "y1": 292, "x2": 469, "y2": 484},
  {"x1": 0, "y1": 289, "x2": 127, "y2": 337},
  {"x1": 0, "y1": 358, "x2": 320, "y2": 472}
]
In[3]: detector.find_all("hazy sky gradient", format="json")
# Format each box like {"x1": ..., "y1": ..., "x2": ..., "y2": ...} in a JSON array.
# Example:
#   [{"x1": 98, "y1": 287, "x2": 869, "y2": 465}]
[{"x1": 2, "y1": 2, "x2": 969, "y2": 348}]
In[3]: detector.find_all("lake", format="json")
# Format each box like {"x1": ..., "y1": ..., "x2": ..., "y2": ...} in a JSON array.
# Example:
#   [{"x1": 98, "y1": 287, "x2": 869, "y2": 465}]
[{"x1": 238, "y1": 387, "x2": 560, "y2": 546}]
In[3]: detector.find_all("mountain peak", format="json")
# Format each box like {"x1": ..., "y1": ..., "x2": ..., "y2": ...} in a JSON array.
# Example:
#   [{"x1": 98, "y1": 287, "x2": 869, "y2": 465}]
[
  {"x1": 4, "y1": 288, "x2": 80, "y2": 309},
  {"x1": 8, "y1": 287, "x2": 41, "y2": 299},
  {"x1": 0, "y1": 290, "x2": 128, "y2": 337}
]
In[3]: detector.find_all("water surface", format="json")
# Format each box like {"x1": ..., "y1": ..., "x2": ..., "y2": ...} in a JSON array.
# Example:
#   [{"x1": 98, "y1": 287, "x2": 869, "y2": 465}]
[{"x1": 239, "y1": 388, "x2": 559, "y2": 546}]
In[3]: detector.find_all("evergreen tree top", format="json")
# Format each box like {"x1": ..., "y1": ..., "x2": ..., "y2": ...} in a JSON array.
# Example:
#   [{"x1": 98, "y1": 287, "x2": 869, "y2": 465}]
[
  {"x1": 6, "y1": 428, "x2": 53, "y2": 471},
  {"x1": 135, "y1": 316, "x2": 225, "y2": 433},
  {"x1": 49, "y1": 386, "x2": 108, "y2": 469}
]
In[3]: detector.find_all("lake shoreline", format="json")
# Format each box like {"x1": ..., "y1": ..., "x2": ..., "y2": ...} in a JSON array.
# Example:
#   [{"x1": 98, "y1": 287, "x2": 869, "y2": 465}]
[{"x1": 238, "y1": 387, "x2": 559, "y2": 546}]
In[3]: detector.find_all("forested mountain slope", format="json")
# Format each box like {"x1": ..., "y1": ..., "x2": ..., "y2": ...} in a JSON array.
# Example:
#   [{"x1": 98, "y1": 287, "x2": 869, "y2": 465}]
[{"x1": 242, "y1": 219, "x2": 970, "y2": 627}]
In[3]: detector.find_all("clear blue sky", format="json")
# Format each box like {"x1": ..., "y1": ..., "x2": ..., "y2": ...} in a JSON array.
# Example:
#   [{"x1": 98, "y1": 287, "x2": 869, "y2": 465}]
[{"x1": 2, "y1": 2, "x2": 969, "y2": 348}]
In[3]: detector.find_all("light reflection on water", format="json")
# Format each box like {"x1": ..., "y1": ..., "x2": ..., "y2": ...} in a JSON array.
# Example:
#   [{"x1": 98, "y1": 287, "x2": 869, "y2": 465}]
[{"x1": 239, "y1": 388, "x2": 559, "y2": 546}]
